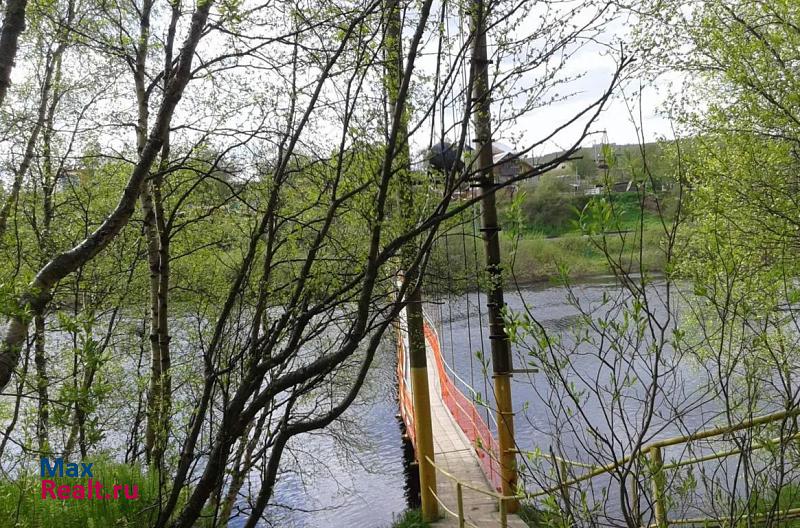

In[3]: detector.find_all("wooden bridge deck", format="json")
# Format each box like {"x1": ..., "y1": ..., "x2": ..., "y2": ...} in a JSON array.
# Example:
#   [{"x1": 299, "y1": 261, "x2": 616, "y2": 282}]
[{"x1": 425, "y1": 343, "x2": 527, "y2": 527}]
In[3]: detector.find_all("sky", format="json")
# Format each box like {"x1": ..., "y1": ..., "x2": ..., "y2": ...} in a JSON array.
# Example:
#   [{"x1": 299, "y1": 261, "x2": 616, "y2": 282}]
[
  {"x1": 0, "y1": 0, "x2": 687, "y2": 180},
  {"x1": 409, "y1": 1, "x2": 688, "y2": 159},
  {"x1": 506, "y1": 47, "x2": 683, "y2": 157}
]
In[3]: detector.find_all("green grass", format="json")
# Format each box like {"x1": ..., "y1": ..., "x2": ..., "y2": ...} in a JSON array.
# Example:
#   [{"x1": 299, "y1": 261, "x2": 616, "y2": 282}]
[
  {"x1": 429, "y1": 191, "x2": 671, "y2": 290},
  {"x1": 505, "y1": 228, "x2": 666, "y2": 284},
  {"x1": 429, "y1": 227, "x2": 666, "y2": 290},
  {"x1": 389, "y1": 509, "x2": 430, "y2": 528},
  {"x1": 498, "y1": 190, "x2": 671, "y2": 239},
  {"x1": 0, "y1": 459, "x2": 171, "y2": 528}
]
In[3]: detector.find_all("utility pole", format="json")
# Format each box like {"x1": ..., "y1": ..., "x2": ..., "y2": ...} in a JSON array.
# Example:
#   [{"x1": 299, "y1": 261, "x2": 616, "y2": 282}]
[
  {"x1": 469, "y1": 0, "x2": 519, "y2": 511},
  {"x1": 385, "y1": 0, "x2": 438, "y2": 520}
]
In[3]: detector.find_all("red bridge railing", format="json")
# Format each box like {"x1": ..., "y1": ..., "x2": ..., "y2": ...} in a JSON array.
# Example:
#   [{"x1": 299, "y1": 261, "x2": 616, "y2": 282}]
[
  {"x1": 396, "y1": 319, "x2": 416, "y2": 450},
  {"x1": 396, "y1": 311, "x2": 502, "y2": 492}
]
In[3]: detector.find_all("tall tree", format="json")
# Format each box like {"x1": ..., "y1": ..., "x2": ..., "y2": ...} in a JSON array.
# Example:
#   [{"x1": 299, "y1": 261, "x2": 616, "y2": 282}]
[{"x1": 0, "y1": 0, "x2": 215, "y2": 391}]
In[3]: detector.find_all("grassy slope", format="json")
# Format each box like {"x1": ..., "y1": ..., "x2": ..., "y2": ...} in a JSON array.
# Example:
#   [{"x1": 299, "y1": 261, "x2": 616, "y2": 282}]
[
  {"x1": 505, "y1": 228, "x2": 666, "y2": 283},
  {"x1": 0, "y1": 460, "x2": 209, "y2": 528},
  {"x1": 431, "y1": 192, "x2": 669, "y2": 287},
  {"x1": 500, "y1": 190, "x2": 669, "y2": 282}
]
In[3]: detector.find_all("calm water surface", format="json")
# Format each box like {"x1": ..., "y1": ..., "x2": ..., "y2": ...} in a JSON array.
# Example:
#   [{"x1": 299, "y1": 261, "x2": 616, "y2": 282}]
[{"x1": 269, "y1": 277, "x2": 719, "y2": 527}]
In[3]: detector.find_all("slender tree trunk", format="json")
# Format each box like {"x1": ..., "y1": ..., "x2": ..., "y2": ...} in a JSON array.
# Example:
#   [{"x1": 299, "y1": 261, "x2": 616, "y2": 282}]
[
  {"x1": 0, "y1": 0, "x2": 28, "y2": 106},
  {"x1": 153, "y1": 173, "x2": 171, "y2": 468},
  {"x1": 29, "y1": 3, "x2": 73, "y2": 452},
  {"x1": 217, "y1": 429, "x2": 250, "y2": 526},
  {"x1": 0, "y1": 43, "x2": 62, "y2": 239},
  {"x1": 132, "y1": 8, "x2": 157, "y2": 443},
  {"x1": 33, "y1": 31, "x2": 67, "y2": 457},
  {"x1": 63, "y1": 271, "x2": 83, "y2": 457},
  {"x1": 126, "y1": 314, "x2": 148, "y2": 464},
  {"x1": 139, "y1": 0, "x2": 176, "y2": 470},
  {"x1": 242, "y1": 432, "x2": 289, "y2": 528},
  {"x1": 219, "y1": 412, "x2": 269, "y2": 525},
  {"x1": 154, "y1": 3, "x2": 180, "y2": 466},
  {"x1": 75, "y1": 351, "x2": 99, "y2": 458},
  {"x1": 33, "y1": 313, "x2": 48, "y2": 452},
  {"x1": 142, "y1": 182, "x2": 162, "y2": 463}
]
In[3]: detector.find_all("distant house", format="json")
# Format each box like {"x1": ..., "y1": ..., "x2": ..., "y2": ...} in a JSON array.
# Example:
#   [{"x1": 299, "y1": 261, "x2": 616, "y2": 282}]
[
  {"x1": 584, "y1": 181, "x2": 638, "y2": 196},
  {"x1": 423, "y1": 141, "x2": 536, "y2": 198},
  {"x1": 491, "y1": 143, "x2": 534, "y2": 183}
]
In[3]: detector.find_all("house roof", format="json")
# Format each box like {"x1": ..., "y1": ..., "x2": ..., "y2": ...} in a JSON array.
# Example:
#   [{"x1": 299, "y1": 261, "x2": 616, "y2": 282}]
[
  {"x1": 492, "y1": 150, "x2": 535, "y2": 170},
  {"x1": 493, "y1": 151, "x2": 514, "y2": 165},
  {"x1": 491, "y1": 141, "x2": 515, "y2": 154}
]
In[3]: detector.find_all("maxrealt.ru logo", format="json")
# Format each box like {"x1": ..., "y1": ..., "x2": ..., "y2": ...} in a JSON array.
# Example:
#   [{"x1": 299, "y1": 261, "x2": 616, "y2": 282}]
[{"x1": 40, "y1": 458, "x2": 139, "y2": 500}]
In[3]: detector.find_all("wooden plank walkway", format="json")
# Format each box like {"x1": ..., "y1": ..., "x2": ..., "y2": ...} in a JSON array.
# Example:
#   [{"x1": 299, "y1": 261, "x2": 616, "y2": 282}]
[{"x1": 425, "y1": 342, "x2": 528, "y2": 527}]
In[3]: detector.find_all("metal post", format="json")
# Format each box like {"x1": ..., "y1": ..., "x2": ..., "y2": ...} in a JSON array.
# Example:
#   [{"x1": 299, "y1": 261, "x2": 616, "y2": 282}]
[
  {"x1": 457, "y1": 482, "x2": 465, "y2": 528},
  {"x1": 650, "y1": 446, "x2": 667, "y2": 528},
  {"x1": 384, "y1": 0, "x2": 437, "y2": 520},
  {"x1": 408, "y1": 300, "x2": 438, "y2": 522},
  {"x1": 469, "y1": 0, "x2": 519, "y2": 511}
]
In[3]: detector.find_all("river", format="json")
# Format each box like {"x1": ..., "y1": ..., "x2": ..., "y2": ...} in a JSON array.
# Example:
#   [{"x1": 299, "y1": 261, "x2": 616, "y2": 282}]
[
  {"x1": 266, "y1": 277, "x2": 645, "y2": 527},
  {"x1": 268, "y1": 276, "x2": 783, "y2": 527}
]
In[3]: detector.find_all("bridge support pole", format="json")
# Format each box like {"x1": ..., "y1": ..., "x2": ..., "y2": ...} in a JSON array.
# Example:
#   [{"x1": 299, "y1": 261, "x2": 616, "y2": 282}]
[
  {"x1": 384, "y1": 0, "x2": 438, "y2": 520},
  {"x1": 469, "y1": 0, "x2": 519, "y2": 511},
  {"x1": 408, "y1": 289, "x2": 439, "y2": 521},
  {"x1": 650, "y1": 446, "x2": 667, "y2": 528}
]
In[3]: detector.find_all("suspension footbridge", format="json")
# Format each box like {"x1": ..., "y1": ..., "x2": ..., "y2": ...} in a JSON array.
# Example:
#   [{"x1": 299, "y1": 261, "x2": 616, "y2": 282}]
[{"x1": 396, "y1": 307, "x2": 527, "y2": 527}]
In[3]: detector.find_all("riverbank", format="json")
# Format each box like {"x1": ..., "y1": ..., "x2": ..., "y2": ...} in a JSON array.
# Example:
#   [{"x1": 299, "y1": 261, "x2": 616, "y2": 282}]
[
  {"x1": 503, "y1": 228, "x2": 666, "y2": 284},
  {"x1": 431, "y1": 189, "x2": 671, "y2": 289},
  {"x1": 431, "y1": 227, "x2": 666, "y2": 290}
]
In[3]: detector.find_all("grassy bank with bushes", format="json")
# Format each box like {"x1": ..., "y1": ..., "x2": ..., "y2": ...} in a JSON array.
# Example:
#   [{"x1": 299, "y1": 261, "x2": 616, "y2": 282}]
[
  {"x1": 502, "y1": 188, "x2": 672, "y2": 283},
  {"x1": 428, "y1": 186, "x2": 672, "y2": 289},
  {"x1": 0, "y1": 459, "x2": 204, "y2": 528},
  {"x1": 498, "y1": 183, "x2": 673, "y2": 239},
  {"x1": 505, "y1": 228, "x2": 666, "y2": 283}
]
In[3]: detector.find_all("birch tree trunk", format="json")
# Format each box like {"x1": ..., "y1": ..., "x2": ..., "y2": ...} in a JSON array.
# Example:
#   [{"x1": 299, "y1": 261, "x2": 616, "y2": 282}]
[
  {"x1": 0, "y1": 0, "x2": 28, "y2": 106},
  {"x1": 32, "y1": 0, "x2": 72, "y2": 454},
  {"x1": 0, "y1": 43, "x2": 61, "y2": 239}
]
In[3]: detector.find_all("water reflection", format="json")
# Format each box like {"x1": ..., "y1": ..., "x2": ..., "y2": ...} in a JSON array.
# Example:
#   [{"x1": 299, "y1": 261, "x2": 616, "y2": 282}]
[
  {"x1": 268, "y1": 276, "x2": 737, "y2": 526},
  {"x1": 268, "y1": 278, "x2": 640, "y2": 527},
  {"x1": 265, "y1": 339, "x2": 411, "y2": 528}
]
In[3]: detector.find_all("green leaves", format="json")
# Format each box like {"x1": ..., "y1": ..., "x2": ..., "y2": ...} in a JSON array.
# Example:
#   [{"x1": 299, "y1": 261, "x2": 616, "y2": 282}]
[{"x1": 674, "y1": 1, "x2": 800, "y2": 348}]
